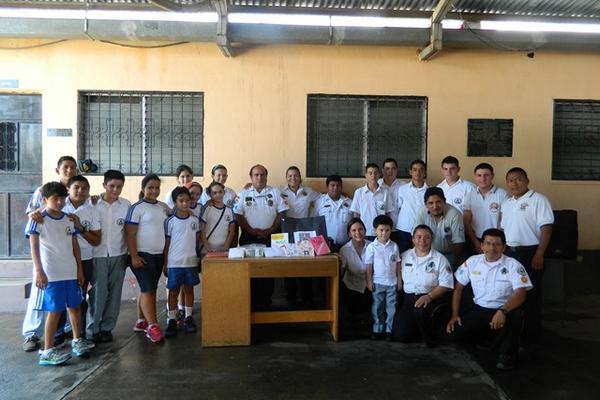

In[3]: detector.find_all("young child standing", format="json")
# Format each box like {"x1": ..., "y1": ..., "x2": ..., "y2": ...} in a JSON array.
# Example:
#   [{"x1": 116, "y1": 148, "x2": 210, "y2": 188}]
[
  {"x1": 365, "y1": 215, "x2": 402, "y2": 341},
  {"x1": 26, "y1": 182, "x2": 95, "y2": 365},
  {"x1": 200, "y1": 182, "x2": 236, "y2": 255},
  {"x1": 163, "y1": 187, "x2": 201, "y2": 336},
  {"x1": 125, "y1": 174, "x2": 168, "y2": 343},
  {"x1": 89, "y1": 170, "x2": 131, "y2": 343}
]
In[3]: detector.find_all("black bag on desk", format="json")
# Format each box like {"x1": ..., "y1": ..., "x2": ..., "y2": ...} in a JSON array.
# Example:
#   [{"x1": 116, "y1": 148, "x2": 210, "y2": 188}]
[{"x1": 281, "y1": 216, "x2": 328, "y2": 243}]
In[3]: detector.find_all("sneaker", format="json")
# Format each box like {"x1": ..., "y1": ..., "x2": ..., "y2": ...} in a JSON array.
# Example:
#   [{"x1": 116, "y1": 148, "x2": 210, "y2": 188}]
[
  {"x1": 184, "y1": 316, "x2": 197, "y2": 334},
  {"x1": 100, "y1": 331, "x2": 113, "y2": 343},
  {"x1": 23, "y1": 335, "x2": 40, "y2": 352},
  {"x1": 72, "y1": 338, "x2": 96, "y2": 357},
  {"x1": 165, "y1": 319, "x2": 178, "y2": 338},
  {"x1": 133, "y1": 319, "x2": 148, "y2": 333},
  {"x1": 496, "y1": 354, "x2": 517, "y2": 371},
  {"x1": 39, "y1": 348, "x2": 71, "y2": 366},
  {"x1": 145, "y1": 324, "x2": 164, "y2": 343}
]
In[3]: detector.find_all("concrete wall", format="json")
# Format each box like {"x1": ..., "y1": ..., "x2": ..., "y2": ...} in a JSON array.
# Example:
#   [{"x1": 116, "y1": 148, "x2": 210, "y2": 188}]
[{"x1": 1, "y1": 39, "x2": 599, "y2": 248}]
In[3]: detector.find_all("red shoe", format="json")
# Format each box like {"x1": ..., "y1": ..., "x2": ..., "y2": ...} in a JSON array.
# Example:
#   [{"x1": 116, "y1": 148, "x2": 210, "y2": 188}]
[
  {"x1": 145, "y1": 324, "x2": 164, "y2": 343},
  {"x1": 133, "y1": 319, "x2": 148, "y2": 333}
]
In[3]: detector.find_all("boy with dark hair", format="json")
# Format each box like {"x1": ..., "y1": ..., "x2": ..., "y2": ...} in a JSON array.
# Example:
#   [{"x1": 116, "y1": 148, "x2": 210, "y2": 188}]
[
  {"x1": 26, "y1": 182, "x2": 95, "y2": 365},
  {"x1": 88, "y1": 169, "x2": 131, "y2": 342},
  {"x1": 365, "y1": 215, "x2": 401, "y2": 341},
  {"x1": 437, "y1": 155, "x2": 475, "y2": 214}
]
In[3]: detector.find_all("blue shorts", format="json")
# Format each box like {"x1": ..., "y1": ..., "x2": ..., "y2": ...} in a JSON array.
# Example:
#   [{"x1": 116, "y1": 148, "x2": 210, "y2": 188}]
[
  {"x1": 33, "y1": 280, "x2": 83, "y2": 312},
  {"x1": 167, "y1": 267, "x2": 200, "y2": 290},
  {"x1": 130, "y1": 252, "x2": 164, "y2": 293}
]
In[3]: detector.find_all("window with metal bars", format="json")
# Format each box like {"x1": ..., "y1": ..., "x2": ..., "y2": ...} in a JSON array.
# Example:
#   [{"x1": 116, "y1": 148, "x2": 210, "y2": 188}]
[
  {"x1": 307, "y1": 94, "x2": 427, "y2": 178},
  {"x1": 467, "y1": 118, "x2": 513, "y2": 157},
  {"x1": 553, "y1": 99, "x2": 600, "y2": 181},
  {"x1": 78, "y1": 91, "x2": 204, "y2": 176}
]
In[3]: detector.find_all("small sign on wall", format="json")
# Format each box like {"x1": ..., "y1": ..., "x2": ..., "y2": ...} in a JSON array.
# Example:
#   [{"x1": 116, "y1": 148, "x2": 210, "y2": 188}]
[
  {"x1": 47, "y1": 128, "x2": 72, "y2": 137},
  {"x1": 0, "y1": 79, "x2": 19, "y2": 89}
]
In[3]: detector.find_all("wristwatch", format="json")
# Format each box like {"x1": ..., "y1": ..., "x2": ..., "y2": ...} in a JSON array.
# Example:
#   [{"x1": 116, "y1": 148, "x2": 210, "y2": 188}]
[{"x1": 499, "y1": 307, "x2": 509, "y2": 315}]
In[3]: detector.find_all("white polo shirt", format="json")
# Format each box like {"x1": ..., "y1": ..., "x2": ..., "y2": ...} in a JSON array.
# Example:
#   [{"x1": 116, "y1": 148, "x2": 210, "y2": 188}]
[
  {"x1": 164, "y1": 214, "x2": 200, "y2": 268},
  {"x1": 415, "y1": 204, "x2": 465, "y2": 254},
  {"x1": 201, "y1": 205, "x2": 236, "y2": 249},
  {"x1": 455, "y1": 254, "x2": 533, "y2": 309},
  {"x1": 500, "y1": 190, "x2": 554, "y2": 247},
  {"x1": 350, "y1": 184, "x2": 394, "y2": 236},
  {"x1": 401, "y1": 248, "x2": 454, "y2": 294},
  {"x1": 280, "y1": 185, "x2": 320, "y2": 218},
  {"x1": 378, "y1": 178, "x2": 405, "y2": 228},
  {"x1": 437, "y1": 178, "x2": 476, "y2": 214},
  {"x1": 339, "y1": 239, "x2": 371, "y2": 293},
  {"x1": 463, "y1": 186, "x2": 509, "y2": 239},
  {"x1": 63, "y1": 198, "x2": 101, "y2": 261},
  {"x1": 26, "y1": 211, "x2": 78, "y2": 282},
  {"x1": 234, "y1": 185, "x2": 289, "y2": 230},
  {"x1": 314, "y1": 194, "x2": 353, "y2": 245},
  {"x1": 396, "y1": 181, "x2": 429, "y2": 233},
  {"x1": 365, "y1": 239, "x2": 400, "y2": 286},
  {"x1": 125, "y1": 199, "x2": 169, "y2": 254},
  {"x1": 93, "y1": 196, "x2": 131, "y2": 258},
  {"x1": 199, "y1": 186, "x2": 237, "y2": 208}
]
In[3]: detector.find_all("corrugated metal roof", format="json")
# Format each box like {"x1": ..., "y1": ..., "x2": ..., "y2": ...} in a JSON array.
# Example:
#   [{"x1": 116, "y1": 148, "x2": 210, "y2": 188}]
[{"x1": 1, "y1": 0, "x2": 600, "y2": 19}]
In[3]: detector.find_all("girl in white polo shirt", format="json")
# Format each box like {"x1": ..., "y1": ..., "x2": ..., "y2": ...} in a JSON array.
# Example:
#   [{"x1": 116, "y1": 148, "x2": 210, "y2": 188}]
[
  {"x1": 125, "y1": 174, "x2": 168, "y2": 343},
  {"x1": 200, "y1": 181, "x2": 236, "y2": 255}
]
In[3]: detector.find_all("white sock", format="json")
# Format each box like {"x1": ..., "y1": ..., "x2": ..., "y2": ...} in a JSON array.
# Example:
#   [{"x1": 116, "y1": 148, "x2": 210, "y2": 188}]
[
  {"x1": 185, "y1": 307, "x2": 193, "y2": 318},
  {"x1": 167, "y1": 310, "x2": 177, "y2": 321},
  {"x1": 136, "y1": 318, "x2": 146, "y2": 323}
]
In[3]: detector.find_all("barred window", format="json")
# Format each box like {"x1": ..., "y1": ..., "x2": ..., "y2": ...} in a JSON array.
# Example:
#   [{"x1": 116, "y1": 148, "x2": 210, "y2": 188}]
[
  {"x1": 307, "y1": 95, "x2": 427, "y2": 178},
  {"x1": 78, "y1": 91, "x2": 203, "y2": 176},
  {"x1": 467, "y1": 119, "x2": 513, "y2": 157},
  {"x1": 553, "y1": 99, "x2": 600, "y2": 181}
]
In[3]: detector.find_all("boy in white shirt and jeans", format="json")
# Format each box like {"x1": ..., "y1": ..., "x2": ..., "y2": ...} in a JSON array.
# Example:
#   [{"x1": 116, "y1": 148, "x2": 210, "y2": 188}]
[{"x1": 366, "y1": 215, "x2": 402, "y2": 341}]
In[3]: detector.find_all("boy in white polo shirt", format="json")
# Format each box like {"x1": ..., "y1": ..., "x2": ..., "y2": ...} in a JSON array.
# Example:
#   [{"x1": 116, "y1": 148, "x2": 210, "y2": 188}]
[
  {"x1": 89, "y1": 170, "x2": 130, "y2": 343},
  {"x1": 437, "y1": 155, "x2": 475, "y2": 214},
  {"x1": 26, "y1": 182, "x2": 95, "y2": 365},
  {"x1": 350, "y1": 163, "x2": 395, "y2": 238},
  {"x1": 163, "y1": 186, "x2": 201, "y2": 337},
  {"x1": 365, "y1": 215, "x2": 402, "y2": 341}
]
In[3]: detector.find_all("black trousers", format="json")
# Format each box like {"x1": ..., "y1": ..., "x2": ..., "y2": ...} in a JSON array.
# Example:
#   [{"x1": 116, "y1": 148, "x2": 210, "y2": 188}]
[
  {"x1": 340, "y1": 282, "x2": 372, "y2": 319},
  {"x1": 451, "y1": 304, "x2": 523, "y2": 357},
  {"x1": 239, "y1": 230, "x2": 274, "y2": 309},
  {"x1": 392, "y1": 292, "x2": 446, "y2": 343},
  {"x1": 505, "y1": 245, "x2": 543, "y2": 346}
]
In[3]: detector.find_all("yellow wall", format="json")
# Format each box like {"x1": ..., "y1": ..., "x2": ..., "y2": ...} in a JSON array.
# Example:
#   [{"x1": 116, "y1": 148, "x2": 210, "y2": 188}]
[{"x1": 1, "y1": 40, "x2": 599, "y2": 248}]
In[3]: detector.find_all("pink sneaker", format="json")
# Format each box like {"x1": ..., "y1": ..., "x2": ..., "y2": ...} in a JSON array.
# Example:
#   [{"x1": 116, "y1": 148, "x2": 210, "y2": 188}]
[
  {"x1": 145, "y1": 324, "x2": 164, "y2": 343},
  {"x1": 133, "y1": 319, "x2": 148, "y2": 333}
]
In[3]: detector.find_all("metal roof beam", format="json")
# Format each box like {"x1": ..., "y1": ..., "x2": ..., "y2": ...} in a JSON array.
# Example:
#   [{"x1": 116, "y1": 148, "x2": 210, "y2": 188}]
[
  {"x1": 148, "y1": 0, "x2": 183, "y2": 12},
  {"x1": 212, "y1": 0, "x2": 233, "y2": 57},
  {"x1": 419, "y1": 0, "x2": 454, "y2": 61}
]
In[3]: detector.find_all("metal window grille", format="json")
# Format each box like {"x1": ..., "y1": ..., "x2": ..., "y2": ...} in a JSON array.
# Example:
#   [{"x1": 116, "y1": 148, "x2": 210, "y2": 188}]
[
  {"x1": 307, "y1": 94, "x2": 427, "y2": 178},
  {"x1": 0, "y1": 122, "x2": 17, "y2": 172},
  {"x1": 467, "y1": 118, "x2": 513, "y2": 157},
  {"x1": 78, "y1": 91, "x2": 204, "y2": 176},
  {"x1": 553, "y1": 99, "x2": 600, "y2": 181}
]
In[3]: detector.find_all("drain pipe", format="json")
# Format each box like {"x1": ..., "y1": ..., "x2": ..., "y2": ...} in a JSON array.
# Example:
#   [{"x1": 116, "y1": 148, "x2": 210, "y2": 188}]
[{"x1": 419, "y1": 0, "x2": 454, "y2": 61}]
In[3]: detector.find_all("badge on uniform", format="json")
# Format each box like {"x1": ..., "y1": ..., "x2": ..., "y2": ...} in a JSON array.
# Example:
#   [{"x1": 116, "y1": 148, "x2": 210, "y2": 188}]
[
  {"x1": 225, "y1": 215, "x2": 231, "y2": 222},
  {"x1": 116, "y1": 218, "x2": 124, "y2": 226},
  {"x1": 66, "y1": 226, "x2": 73, "y2": 235},
  {"x1": 454, "y1": 198, "x2": 462, "y2": 205},
  {"x1": 245, "y1": 196, "x2": 253, "y2": 207},
  {"x1": 82, "y1": 220, "x2": 92, "y2": 230},
  {"x1": 425, "y1": 261, "x2": 435, "y2": 273},
  {"x1": 520, "y1": 203, "x2": 529, "y2": 211},
  {"x1": 489, "y1": 202, "x2": 499, "y2": 213},
  {"x1": 268, "y1": 199, "x2": 274, "y2": 207},
  {"x1": 343, "y1": 202, "x2": 350, "y2": 208},
  {"x1": 521, "y1": 276, "x2": 529, "y2": 283},
  {"x1": 517, "y1": 267, "x2": 527, "y2": 276},
  {"x1": 377, "y1": 203, "x2": 385, "y2": 210},
  {"x1": 444, "y1": 227, "x2": 450, "y2": 233},
  {"x1": 501, "y1": 267, "x2": 508, "y2": 274},
  {"x1": 300, "y1": 190, "x2": 307, "y2": 196},
  {"x1": 389, "y1": 254, "x2": 397, "y2": 262},
  {"x1": 267, "y1": 193, "x2": 273, "y2": 199},
  {"x1": 472, "y1": 270, "x2": 481, "y2": 276},
  {"x1": 404, "y1": 263, "x2": 413, "y2": 267},
  {"x1": 191, "y1": 222, "x2": 198, "y2": 230}
]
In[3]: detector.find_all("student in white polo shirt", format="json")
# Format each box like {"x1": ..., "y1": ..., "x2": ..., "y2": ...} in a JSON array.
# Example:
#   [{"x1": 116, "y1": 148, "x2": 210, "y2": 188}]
[
  {"x1": 350, "y1": 163, "x2": 395, "y2": 238},
  {"x1": 234, "y1": 164, "x2": 289, "y2": 309},
  {"x1": 396, "y1": 159, "x2": 429, "y2": 253},
  {"x1": 463, "y1": 163, "x2": 508, "y2": 256},
  {"x1": 447, "y1": 229, "x2": 532, "y2": 370},
  {"x1": 414, "y1": 187, "x2": 465, "y2": 268},
  {"x1": 89, "y1": 170, "x2": 130, "y2": 343},
  {"x1": 393, "y1": 225, "x2": 453, "y2": 346},
  {"x1": 500, "y1": 167, "x2": 553, "y2": 352},
  {"x1": 63, "y1": 175, "x2": 101, "y2": 339},
  {"x1": 125, "y1": 174, "x2": 169, "y2": 343},
  {"x1": 199, "y1": 164, "x2": 237, "y2": 208},
  {"x1": 314, "y1": 175, "x2": 353, "y2": 252},
  {"x1": 437, "y1": 155, "x2": 475, "y2": 214},
  {"x1": 378, "y1": 158, "x2": 404, "y2": 229}
]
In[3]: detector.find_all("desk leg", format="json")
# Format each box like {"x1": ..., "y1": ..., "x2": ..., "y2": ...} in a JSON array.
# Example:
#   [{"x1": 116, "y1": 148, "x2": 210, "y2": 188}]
[
  {"x1": 329, "y1": 274, "x2": 339, "y2": 342},
  {"x1": 202, "y1": 262, "x2": 251, "y2": 346}
]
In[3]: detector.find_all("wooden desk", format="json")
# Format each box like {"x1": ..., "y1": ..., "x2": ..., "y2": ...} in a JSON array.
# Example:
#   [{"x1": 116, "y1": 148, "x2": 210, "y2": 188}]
[{"x1": 201, "y1": 255, "x2": 339, "y2": 347}]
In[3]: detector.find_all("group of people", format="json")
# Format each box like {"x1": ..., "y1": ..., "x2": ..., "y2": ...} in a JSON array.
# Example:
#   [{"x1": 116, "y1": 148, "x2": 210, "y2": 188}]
[{"x1": 22, "y1": 154, "x2": 553, "y2": 371}]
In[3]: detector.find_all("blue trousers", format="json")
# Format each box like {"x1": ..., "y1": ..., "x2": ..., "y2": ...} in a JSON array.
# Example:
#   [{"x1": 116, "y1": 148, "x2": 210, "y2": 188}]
[{"x1": 371, "y1": 283, "x2": 397, "y2": 333}]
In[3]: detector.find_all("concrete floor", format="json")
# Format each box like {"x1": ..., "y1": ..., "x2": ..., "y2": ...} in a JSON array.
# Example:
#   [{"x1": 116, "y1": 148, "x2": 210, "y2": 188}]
[{"x1": 1, "y1": 296, "x2": 599, "y2": 400}]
